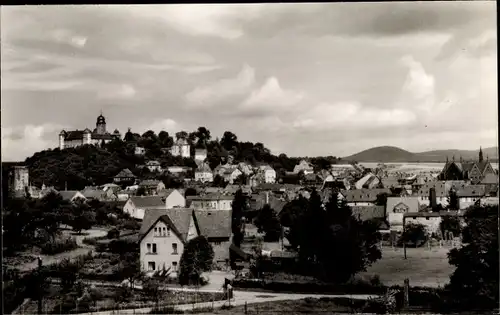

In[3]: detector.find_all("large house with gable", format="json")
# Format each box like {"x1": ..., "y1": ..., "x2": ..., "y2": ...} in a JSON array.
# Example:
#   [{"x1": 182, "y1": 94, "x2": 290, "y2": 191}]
[{"x1": 439, "y1": 148, "x2": 496, "y2": 184}]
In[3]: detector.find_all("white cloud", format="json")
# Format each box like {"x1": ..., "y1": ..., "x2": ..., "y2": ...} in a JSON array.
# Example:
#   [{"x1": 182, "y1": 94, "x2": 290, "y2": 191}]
[
  {"x1": 398, "y1": 55, "x2": 435, "y2": 114},
  {"x1": 185, "y1": 64, "x2": 255, "y2": 107},
  {"x1": 97, "y1": 84, "x2": 136, "y2": 100},
  {"x1": 1, "y1": 124, "x2": 62, "y2": 161},
  {"x1": 293, "y1": 102, "x2": 416, "y2": 131},
  {"x1": 240, "y1": 77, "x2": 304, "y2": 112},
  {"x1": 147, "y1": 118, "x2": 179, "y2": 134},
  {"x1": 51, "y1": 29, "x2": 88, "y2": 48}
]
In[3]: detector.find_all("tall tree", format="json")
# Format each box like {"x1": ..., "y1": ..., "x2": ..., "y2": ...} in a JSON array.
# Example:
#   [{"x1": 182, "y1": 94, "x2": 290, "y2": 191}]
[
  {"x1": 231, "y1": 189, "x2": 247, "y2": 247},
  {"x1": 221, "y1": 131, "x2": 238, "y2": 152},
  {"x1": 254, "y1": 205, "x2": 282, "y2": 242},
  {"x1": 447, "y1": 205, "x2": 498, "y2": 310},
  {"x1": 178, "y1": 236, "x2": 214, "y2": 286}
]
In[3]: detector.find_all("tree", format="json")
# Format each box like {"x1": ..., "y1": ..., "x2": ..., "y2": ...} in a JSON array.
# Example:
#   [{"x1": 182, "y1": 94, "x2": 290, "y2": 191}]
[
  {"x1": 399, "y1": 223, "x2": 427, "y2": 247},
  {"x1": 254, "y1": 205, "x2": 282, "y2": 242},
  {"x1": 447, "y1": 189, "x2": 459, "y2": 210},
  {"x1": 70, "y1": 201, "x2": 95, "y2": 234},
  {"x1": 175, "y1": 131, "x2": 188, "y2": 140},
  {"x1": 118, "y1": 252, "x2": 142, "y2": 289},
  {"x1": 143, "y1": 279, "x2": 162, "y2": 308},
  {"x1": 136, "y1": 186, "x2": 147, "y2": 196},
  {"x1": 231, "y1": 189, "x2": 247, "y2": 248},
  {"x1": 221, "y1": 131, "x2": 237, "y2": 151},
  {"x1": 212, "y1": 175, "x2": 227, "y2": 188},
  {"x1": 375, "y1": 193, "x2": 388, "y2": 206},
  {"x1": 447, "y1": 205, "x2": 498, "y2": 310},
  {"x1": 178, "y1": 236, "x2": 214, "y2": 286},
  {"x1": 439, "y1": 215, "x2": 462, "y2": 239}
]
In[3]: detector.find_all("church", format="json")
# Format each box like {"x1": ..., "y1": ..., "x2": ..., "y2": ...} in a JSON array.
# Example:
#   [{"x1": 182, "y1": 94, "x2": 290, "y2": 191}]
[
  {"x1": 59, "y1": 113, "x2": 121, "y2": 149},
  {"x1": 439, "y1": 147, "x2": 496, "y2": 184}
]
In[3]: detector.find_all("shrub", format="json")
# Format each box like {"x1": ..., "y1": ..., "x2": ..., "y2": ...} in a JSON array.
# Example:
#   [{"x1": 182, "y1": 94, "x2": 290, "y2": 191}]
[
  {"x1": 39, "y1": 237, "x2": 78, "y2": 255},
  {"x1": 107, "y1": 228, "x2": 120, "y2": 239},
  {"x1": 369, "y1": 274, "x2": 382, "y2": 287}
]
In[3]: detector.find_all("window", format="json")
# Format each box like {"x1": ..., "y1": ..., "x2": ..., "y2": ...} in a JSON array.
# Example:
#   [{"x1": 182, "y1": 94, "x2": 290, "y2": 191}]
[
  {"x1": 213, "y1": 241, "x2": 222, "y2": 246},
  {"x1": 148, "y1": 262, "x2": 156, "y2": 271},
  {"x1": 147, "y1": 243, "x2": 151, "y2": 253},
  {"x1": 167, "y1": 227, "x2": 171, "y2": 237},
  {"x1": 172, "y1": 262, "x2": 178, "y2": 272},
  {"x1": 154, "y1": 227, "x2": 158, "y2": 236},
  {"x1": 162, "y1": 227, "x2": 166, "y2": 236},
  {"x1": 152, "y1": 243, "x2": 157, "y2": 254},
  {"x1": 172, "y1": 243, "x2": 178, "y2": 254}
]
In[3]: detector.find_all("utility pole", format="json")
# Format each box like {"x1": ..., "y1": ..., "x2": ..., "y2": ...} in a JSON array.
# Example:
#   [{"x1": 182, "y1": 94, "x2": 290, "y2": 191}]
[
  {"x1": 403, "y1": 216, "x2": 407, "y2": 260},
  {"x1": 37, "y1": 256, "x2": 43, "y2": 315}
]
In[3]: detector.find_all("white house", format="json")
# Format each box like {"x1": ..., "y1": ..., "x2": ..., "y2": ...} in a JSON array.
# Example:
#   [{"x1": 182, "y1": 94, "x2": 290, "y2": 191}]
[
  {"x1": 221, "y1": 168, "x2": 243, "y2": 184},
  {"x1": 123, "y1": 196, "x2": 165, "y2": 220},
  {"x1": 258, "y1": 165, "x2": 276, "y2": 184},
  {"x1": 403, "y1": 212, "x2": 442, "y2": 235},
  {"x1": 158, "y1": 189, "x2": 186, "y2": 209},
  {"x1": 135, "y1": 146, "x2": 146, "y2": 156},
  {"x1": 456, "y1": 185, "x2": 486, "y2": 209},
  {"x1": 58, "y1": 190, "x2": 87, "y2": 202},
  {"x1": 139, "y1": 208, "x2": 198, "y2": 275},
  {"x1": 146, "y1": 161, "x2": 162, "y2": 173},
  {"x1": 170, "y1": 138, "x2": 190, "y2": 158},
  {"x1": 386, "y1": 197, "x2": 420, "y2": 232},
  {"x1": 293, "y1": 160, "x2": 314, "y2": 175},
  {"x1": 355, "y1": 173, "x2": 381, "y2": 189},
  {"x1": 195, "y1": 163, "x2": 213, "y2": 183},
  {"x1": 138, "y1": 180, "x2": 166, "y2": 196},
  {"x1": 413, "y1": 181, "x2": 449, "y2": 208},
  {"x1": 186, "y1": 194, "x2": 233, "y2": 211},
  {"x1": 194, "y1": 149, "x2": 207, "y2": 162}
]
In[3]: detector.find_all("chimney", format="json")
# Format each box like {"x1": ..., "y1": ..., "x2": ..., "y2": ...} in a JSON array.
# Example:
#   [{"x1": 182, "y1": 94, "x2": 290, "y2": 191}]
[{"x1": 429, "y1": 187, "x2": 437, "y2": 211}]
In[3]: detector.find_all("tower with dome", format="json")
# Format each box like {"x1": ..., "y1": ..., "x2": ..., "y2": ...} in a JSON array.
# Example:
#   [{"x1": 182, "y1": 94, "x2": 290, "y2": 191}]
[{"x1": 58, "y1": 112, "x2": 121, "y2": 149}]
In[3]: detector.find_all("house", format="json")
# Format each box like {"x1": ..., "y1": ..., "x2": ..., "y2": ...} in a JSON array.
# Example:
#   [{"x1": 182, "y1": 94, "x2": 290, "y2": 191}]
[
  {"x1": 249, "y1": 191, "x2": 286, "y2": 214},
  {"x1": 355, "y1": 173, "x2": 381, "y2": 189},
  {"x1": 146, "y1": 161, "x2": 162, "y2": 173},
  {"x1": 480, "y1": 197, "x2": 499, "y2": 206},
  {"x1": 195, "y1": 163, "x2": 213, "y2": 183},
  {"x1": 123, "y1": 196, "x2": 166, "y2": 220},
  {"x1": 222, "y1": 168, "x2": 243, "y2": 184},
  {"x1": 293, "y1": 160, "x2": 314, "y2": 175},
  {"x1": 258, "y1": 165, "x2": 276, "y2": 184},
  {"x1": 413, "y1": 181, "x2": 448, "y2": 207},
  {"x1": 280, "y1": 172, "x2": 302, "y2": 185},
  {"x1": 249, "y1": 172, "x2": 265, "y2": 187},
  {"x1": 403, "y1": 211, "x2": 465, "y2": 236},
  {"x1": 101, "y1": 183, "x2": 122, "y2": 193},
  {"x1": 186, "y1": 194, "x2": 233, "y2": 211},
  {"x1": 170, "y1": 138, "x2": 190, "y2": 158},
  {"x1": 58, "y1": 190, "x2": 87, "y2": 202},
  {"x1": 254, "y1": 183, "x2": 286, "y2": 194},
  {"x1": 439, "y1": 150, "x2": 496, "y2": 183},
  {"x1": 381, "y1": 176, "x2": 401, "y2": 189},
  {"x1": 138, "y1": 180, "x2": 166, "y2": 196},
  {"x1": 339, "y1": 188, "x2": 391, "y2": 206},
  {"x1": 237, "y1": 162, "x2": 253, "y2": 176},
  {"x1": 193, "y1": 209, "x2": 232, "y2": 264},
  {"x1": 39, "y1": 186, "x2": 59, "y2": 199},
  {"x1": 82, "y1": 188, "x2": 116, "y2": 201},
  {"x1": 114, "y1": 168, "x2": 137, "y2": 184},
  {"x1": 157, "y1": 189, "x2": 186, "y2": 209},
  {"x1": 351, "y1": 205, "x2": 388, "y2": 230},
  {"x1": 167, "y1": 166, "x2": 192, "y2": 175},
  {"x1": 385, "y1": 197, "x2": 420, "y2": 232},
  {"x1": 456, "y1": 185, "x2": 486, "y2": 209},
  {"x1": 135, "y1": 146, "x2": 146, "y2": 156},
  {"x1": 194, "y1": 148, "x2": 207, "y2": 162},
  {"x1": 303, "y1": 173, "x2": 322, "y2": 186},
  {"x1": 224, "y1": 184, "x2": 252, "y2": 195},
  {"x1": 139, "y1": 208, "x2": 198, "y2": 275},
  {"x1": 480, "y1": 173, "x2": 499, "y2": 196}
]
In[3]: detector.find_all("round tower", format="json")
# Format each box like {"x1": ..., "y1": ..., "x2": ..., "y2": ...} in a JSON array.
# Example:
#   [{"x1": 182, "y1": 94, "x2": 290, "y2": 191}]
[
  {"x1": 59, "y1": 130, "x2": 66, "y2": 150},
  {"x1": 96, "y1": 113, "x2": 106, "y2": 135}
]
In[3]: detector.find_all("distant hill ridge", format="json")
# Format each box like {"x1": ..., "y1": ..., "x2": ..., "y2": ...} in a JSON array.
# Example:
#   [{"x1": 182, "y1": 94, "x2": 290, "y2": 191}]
[{"x1": 342, "y1": 146, "x2": 499, "y2": 163}]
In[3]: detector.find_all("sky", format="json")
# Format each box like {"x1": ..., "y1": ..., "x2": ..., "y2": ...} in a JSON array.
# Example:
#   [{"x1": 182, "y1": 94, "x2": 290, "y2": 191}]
[{"x1": 1, "y1": 2, "x2": 497, "y2": 161}]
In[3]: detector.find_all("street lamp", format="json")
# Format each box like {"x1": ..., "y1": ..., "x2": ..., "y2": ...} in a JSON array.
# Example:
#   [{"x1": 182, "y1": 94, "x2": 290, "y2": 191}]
[{"x1": 403, "y1": 217, "x2": 407, "y2": 260}]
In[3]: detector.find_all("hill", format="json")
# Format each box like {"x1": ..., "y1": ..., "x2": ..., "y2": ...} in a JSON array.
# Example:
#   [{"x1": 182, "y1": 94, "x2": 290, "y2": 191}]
[{"x1": 343, "y1": 146, "x2": 498, "y2": 163}]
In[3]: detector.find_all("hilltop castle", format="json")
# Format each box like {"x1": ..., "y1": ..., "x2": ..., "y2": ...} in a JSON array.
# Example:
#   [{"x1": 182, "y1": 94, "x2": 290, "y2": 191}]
[{"x1": 59, "y1": 113, "x2": 121, "y2": 149}]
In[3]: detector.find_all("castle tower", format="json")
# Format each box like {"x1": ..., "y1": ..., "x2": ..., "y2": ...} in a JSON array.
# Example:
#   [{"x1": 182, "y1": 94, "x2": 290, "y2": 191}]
[
  {"x1": 12, "y1": 166, "x2": 29, "y2": 197},
  {"x1": 96, "y1": 112, "x2": 106, "y2": 135},
  {"x1": 59, "y1": 130, "x2": 66, "y2": 150},
  {"x1": 479, "y1": 146, "x2": 484, "y2": 162}
]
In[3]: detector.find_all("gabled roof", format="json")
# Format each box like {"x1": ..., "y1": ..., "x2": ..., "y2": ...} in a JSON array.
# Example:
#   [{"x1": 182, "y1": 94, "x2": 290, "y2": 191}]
[
  {"x1": 381, "y1": 177, "x2": 400, "y2": 188},
  {"x1": 157, "y1": 189, "x2": 176, "y2": 198},
  {"x1": 146, "y1": 160, "x2": 161, "y2": 166},
  {"x1": 165, "y1": 208, "x2": 194, "y2": 241},
  {"x1": 413, "y1": 181, "x2": 447, "y2": 197},
  {"x1": 58, "y1": 190, "x2": 84, "y2": 201},
  {"x1": 481, "y1": 173, "x2": 498, "y2": 185},
  {"x1": 194, "y1": 209, "x2": 232, "y2": 239},
  {"x1": 139, "y1": 179, "x2": 163, "y2": 187},
  {"x1": 351, "y1": 206, "x2": 385, "y2": 221},
  {"x1": 139, "y1": 208, "x2": 169, "y2": 236},
  {"x1": 456, "y1": 185, "x2": 486, "y2": 197},
  {"x1": 115, "y1": 168, "x2": 136, "y2": 178},
  {"x1": 139, "y1": 208, "x2": 193, "y2": 243},
  {"x1": 386, "y1": 197, "x2": 420, "y2": 214},
  {"x1": 187, "y1": 194, "x2": 233, "y2": 201},
  {"x1": 340, "y1": 188, "x2": 391, "y2": 203},
  {"x1": 81, "y1": 189, "x2": 107, "y2": 199},
  {"x1": 129, "y1": 196, "x2": 165, "y2": 208}
]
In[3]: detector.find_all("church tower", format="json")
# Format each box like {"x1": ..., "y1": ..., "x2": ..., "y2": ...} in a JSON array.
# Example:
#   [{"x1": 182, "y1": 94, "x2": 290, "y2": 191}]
[
  {"x1": 96, "y1": 112, "x2": 106, "y2": 135},
  {"x1": 479, "y1": 146, "x2": 484, "y2": 162}
]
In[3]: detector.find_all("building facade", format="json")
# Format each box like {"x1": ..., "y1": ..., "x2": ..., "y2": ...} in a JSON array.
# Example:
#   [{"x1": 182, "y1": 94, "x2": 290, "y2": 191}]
[
  {"x1": 170, "y1": 138, "x2": 190, "y2": 158},
  {"x1": 59, "y1": 113, "x2": 120, "y2": 149}
]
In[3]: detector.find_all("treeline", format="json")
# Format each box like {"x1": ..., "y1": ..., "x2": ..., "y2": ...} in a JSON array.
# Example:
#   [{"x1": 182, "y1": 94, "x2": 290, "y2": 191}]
[{"x1": 20, "y1": 127, "x2": 340, "y2": 191}]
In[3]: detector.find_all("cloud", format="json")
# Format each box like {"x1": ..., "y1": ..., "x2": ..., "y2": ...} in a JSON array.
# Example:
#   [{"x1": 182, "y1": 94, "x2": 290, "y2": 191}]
[
  {"x1": 147, "y1": 118, "x2": 179, "y2": 134},
  {"x1": 398, "y1": 55, "x2": 435, "y2": 114},
  {"x1": 97, "y1": 84, "x2": 136, "y2": 100},
  {"x1": 293, "y1": 102, "x2": 417, "y2": 131},
  {"x1": 240, "y1": 77, "x2": 304, "y2": 113},
  {"x1": 185, "y1": 64, "x2": 255, "y2": 107},
  {"x1": 1, "y1": 124, "x2": 63, "y2": 161},
  {"x1": 51, "y1": 29, "x2": 88, "y2": 48}
]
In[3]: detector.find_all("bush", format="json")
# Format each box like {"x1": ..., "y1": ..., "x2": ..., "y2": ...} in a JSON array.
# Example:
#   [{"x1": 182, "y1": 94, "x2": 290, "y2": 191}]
[
  {"x1": 39, "y1": 237, "x2": 78, "y2": 255},
  {"x1": 107, "y1": 228, "x2": 120, "y2": 239}
]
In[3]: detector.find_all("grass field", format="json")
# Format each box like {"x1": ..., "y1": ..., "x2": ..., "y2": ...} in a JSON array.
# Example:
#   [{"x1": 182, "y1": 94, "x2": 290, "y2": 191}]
[{"x1": 359, "y1": 246, "x2": 456, "y2": 288}]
